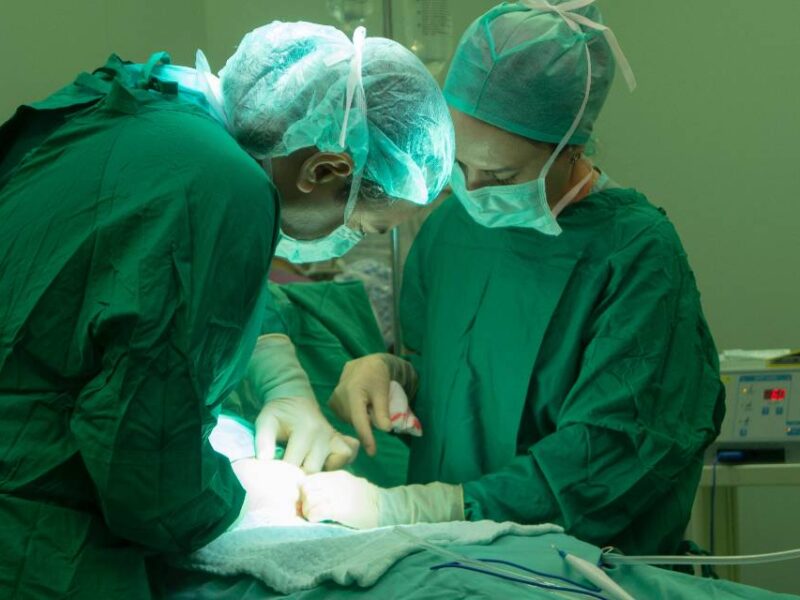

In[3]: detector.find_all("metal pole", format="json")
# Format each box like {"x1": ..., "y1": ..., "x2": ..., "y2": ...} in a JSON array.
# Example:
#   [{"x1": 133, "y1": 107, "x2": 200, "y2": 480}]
[
  {"x1": 382, "y1": 0, "x2": 394, "y2": 39},
  {"x1": 383, "y1": 0, "x2": 405, "y2": 355},
  {"x1": 390, "y1": 227, "x2": 403, "y2": 355}
]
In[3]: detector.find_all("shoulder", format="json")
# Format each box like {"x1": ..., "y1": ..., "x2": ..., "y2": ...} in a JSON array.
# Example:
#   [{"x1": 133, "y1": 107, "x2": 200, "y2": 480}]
[
  {"x1": 582, "y1": 189, "x2": 699, "y2": 305},
  {"x1": 123, "y1": 105, "x2": 268, "y2": 193},
  {"x1": 89, "y1": 104, "x2": 279, "y2": 272},
  {"x1": 618, "y1": 190, "x2": 685, "y2": 260},
  {"x1": 579, "y1": 187, "x2": 687, "y2": 262},
  {"x1": 104, "y1": 104, "x2": 277, "y2": 225}
]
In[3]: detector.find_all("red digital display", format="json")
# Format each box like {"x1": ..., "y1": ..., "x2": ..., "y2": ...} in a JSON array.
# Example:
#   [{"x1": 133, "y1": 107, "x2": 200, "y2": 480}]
[{"x1": 763, "y1": 388, "x2": 786, "y2": 401}]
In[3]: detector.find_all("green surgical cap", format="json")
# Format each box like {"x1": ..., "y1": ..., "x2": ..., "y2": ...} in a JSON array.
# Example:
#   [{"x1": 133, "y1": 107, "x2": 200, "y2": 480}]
[
  {"x1": 444, "y1": 1, "x2": 616, "y2": 145},
  {"x1": 221, "y1": 21, "x2": 454, "y2": 205}
]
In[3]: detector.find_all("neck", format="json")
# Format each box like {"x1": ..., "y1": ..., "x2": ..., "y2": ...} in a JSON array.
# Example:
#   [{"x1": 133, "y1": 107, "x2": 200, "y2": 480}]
[{"x1": 566, "y1": 158, "x2": 597, "y2": 202}]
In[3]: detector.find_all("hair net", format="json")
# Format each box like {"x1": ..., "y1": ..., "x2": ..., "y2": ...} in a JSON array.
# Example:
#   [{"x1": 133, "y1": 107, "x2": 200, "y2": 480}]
[
  {"x1": 220, "y1": 21, "x2": 454, "y2": 207},
  {"x1": 444, "y1": 0, "x2": 633, "y2": 145}
]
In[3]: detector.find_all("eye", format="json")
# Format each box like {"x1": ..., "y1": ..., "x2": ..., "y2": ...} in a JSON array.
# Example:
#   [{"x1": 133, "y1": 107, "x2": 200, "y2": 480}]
[{"x1": 492, "y1": 172, "x2": 516, "y2": 185}]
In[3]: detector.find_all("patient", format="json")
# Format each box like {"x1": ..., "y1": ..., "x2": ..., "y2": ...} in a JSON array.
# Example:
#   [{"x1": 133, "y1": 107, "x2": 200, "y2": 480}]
[
  {"x1": 231, "y1": 459, "x2": 308, "y2": 528},
  {"x1": 210, "y1": 415, "x2": 308, "y2": 528}
]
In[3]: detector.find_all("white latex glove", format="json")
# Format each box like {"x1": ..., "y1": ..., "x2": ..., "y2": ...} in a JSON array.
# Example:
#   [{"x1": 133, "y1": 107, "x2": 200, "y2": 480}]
[
  {"x1": 246, "y1": 334, "x2": 360, "y2": 473},
  {"x1": 300, "y1": 471, "x2": 380, "y2": 529},
  {"x1": 329, "y1": 354, "x2": 418, "y2": 456},
  {"x1": 300, "y1": 471, "x2": 464, "y2": 529},
  {"x1": 255, "y1": 396, "x2": 360, "y2": 473},
  {"x1": 230, "y1": 458, "x2": 306, "y2": 528}
]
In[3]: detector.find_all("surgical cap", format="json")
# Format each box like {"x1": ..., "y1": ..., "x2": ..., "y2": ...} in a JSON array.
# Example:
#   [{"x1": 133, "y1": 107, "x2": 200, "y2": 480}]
[
  {"x1": 220, "y1": 21, "x2": 454, "y2": 206},
  {"x1": 444, "y1": 1, "x2": 616, "y2": 145}
]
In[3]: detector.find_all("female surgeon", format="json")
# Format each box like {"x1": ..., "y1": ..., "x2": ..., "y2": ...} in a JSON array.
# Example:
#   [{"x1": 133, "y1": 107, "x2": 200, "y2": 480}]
[
  {"x1": 301, "y1": 0, "x2": 725, "y2": 558},
  {"x1": 0, "y1": 21, "x2": 452, "y2": 599}
]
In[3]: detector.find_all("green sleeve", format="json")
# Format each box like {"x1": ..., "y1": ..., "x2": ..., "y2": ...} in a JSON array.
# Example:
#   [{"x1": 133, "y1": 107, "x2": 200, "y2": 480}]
[
  {"x1": 399, "y1": 208, "x2": 433, "y2": 404},
  {"x1": 70, "y1": 109, "x2": 276, "y2": 553},
  {"x1": 260, "y1": 283, "x2": 299, "y2": 336},
  {"x1": 463, "y1": 222, "x2": 724, "y2": 547}
]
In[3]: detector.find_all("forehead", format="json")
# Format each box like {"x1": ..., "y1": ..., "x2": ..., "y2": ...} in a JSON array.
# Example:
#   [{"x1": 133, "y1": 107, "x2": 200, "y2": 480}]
[{"x1": 450, "y1": 108, "x2": 538, "y2": 169}]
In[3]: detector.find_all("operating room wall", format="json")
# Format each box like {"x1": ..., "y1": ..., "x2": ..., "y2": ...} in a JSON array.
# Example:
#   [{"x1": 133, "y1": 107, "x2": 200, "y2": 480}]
[
  {"x1": 2, "y1": 0, "x2": 797, "y2": 350},
  {"x1": 199, "y1": 0, "x2": 495, "y2": 74},
  {"x1": 0, "y1": 0, "x2": 206, "y2": 120}
]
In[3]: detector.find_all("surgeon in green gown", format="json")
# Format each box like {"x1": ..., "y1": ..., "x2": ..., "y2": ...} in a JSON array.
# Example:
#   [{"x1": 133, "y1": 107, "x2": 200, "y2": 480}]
[
  {"x1": 301, "y1": 1, "x2": 725, "y2": 557},
  {"x1": 0, "y1": 20, "x2": 453, "y2": 599}
]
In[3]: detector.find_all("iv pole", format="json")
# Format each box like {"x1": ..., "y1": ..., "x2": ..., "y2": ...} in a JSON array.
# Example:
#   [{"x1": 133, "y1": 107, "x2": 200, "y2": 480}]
[{"x1": 383, "y1": 0, "x2": 405, "y2": 356}]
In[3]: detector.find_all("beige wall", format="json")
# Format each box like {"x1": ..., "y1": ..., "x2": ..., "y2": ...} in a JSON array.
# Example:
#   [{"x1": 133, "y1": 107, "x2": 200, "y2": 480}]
[
  {"x1": 0, "y1": 0, "x2": 205, "y2": 119},
  {"x1": 0, "y1": 0, "x2": 490, "y2": 117},
  {"x1": 2, "y1": 0, "x2": 798, "y2": 350},
  {"x1": 199, "y1": 0, "x2": 495, "y2": 69}
]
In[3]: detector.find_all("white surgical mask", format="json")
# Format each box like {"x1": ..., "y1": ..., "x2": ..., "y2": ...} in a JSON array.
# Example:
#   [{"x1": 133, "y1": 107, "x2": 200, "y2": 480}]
[
  {"x1": 450, "y1": 162, "x2": 592, "y2": 234},
  {"x1": 451, "y1": 44, "x2": 595, "y2": 235},
  {"x1": 274, "y1": 224, "x2": 364, "y2": 264}
]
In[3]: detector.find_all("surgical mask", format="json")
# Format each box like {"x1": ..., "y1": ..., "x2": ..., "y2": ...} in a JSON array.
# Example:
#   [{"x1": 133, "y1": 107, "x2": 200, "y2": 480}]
[
  {"x1": 275, "y1": 26, "x2": 368, "y2": 264},
  {"x1": 450, "y1": 161, "x2": 593, "y2": 234},
  {"x1": 274, "y1": 224, "x2": 364, "y2": 264}
]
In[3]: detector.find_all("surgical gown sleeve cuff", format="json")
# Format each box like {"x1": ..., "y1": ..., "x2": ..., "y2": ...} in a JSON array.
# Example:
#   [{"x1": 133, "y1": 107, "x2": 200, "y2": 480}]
[
  {"x1": 247, "y1": 334, "x2": 315, "y2": 404},
  {"x1": 378, "y1": 482, "x2": 464, "y2": 526},
  {"x1": 462, "y1": 486, "x2": 486, "y2": 521},
  {"x1": 460, "y1": 458, "x2": 560, "y2": 525}
]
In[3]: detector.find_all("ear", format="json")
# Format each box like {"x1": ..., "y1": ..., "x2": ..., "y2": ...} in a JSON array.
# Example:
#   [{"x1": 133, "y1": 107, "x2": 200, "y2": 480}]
[{"x1": 296, "y1": 152, "x2": 354, "y2": 193}]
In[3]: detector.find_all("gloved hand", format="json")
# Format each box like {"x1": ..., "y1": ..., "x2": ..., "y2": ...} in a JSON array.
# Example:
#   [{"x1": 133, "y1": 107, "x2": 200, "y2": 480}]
[
  {"x1": 300, "y1": 471, "x2": 464, "y2": 529},
  {"x1": 247, "y1": 333, "x2": 360, "y2": 473},
  {"x1": 255, "y1": 396, "x2": 360, "y2": 473},
  {"x1": 229, "y1": 458, "x2": 307, "y2": 529},
  {"x1": 328, "y1": 353, "x2": 419, "y2": 456}
]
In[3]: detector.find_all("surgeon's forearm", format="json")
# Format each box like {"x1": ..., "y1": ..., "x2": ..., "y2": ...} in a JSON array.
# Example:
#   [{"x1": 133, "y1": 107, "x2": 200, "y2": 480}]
[
  {"x1": 377, "y1": 353, "x2": 419, "y2": 399},
  {"x1": 248, "y1": 333, "x2": 314, "y2": 403},
  {"x1": 460, "y1": 424, "x2": 672, "y2": 545},
  {"x1": 461, "y1": 460, "x2": 556, "y2": 524}
]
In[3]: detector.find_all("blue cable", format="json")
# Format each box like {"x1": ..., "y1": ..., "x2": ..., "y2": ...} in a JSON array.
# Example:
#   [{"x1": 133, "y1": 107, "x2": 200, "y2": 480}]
[
  {"x1": 430, "y1": 561, "x2": 609, "y2": 599},
  {"x1": 476, "y1": 557, "x2": 601, "y2": 592}
]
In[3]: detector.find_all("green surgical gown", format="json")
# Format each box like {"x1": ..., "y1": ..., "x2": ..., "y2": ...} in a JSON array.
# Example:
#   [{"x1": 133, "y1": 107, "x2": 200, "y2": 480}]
[
  {"x1": 401, "y1": 189, "x2": 725, "y2": 556},
  {"x1": 0, "y1": 56, "x2": 278, "y2": 598}
]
